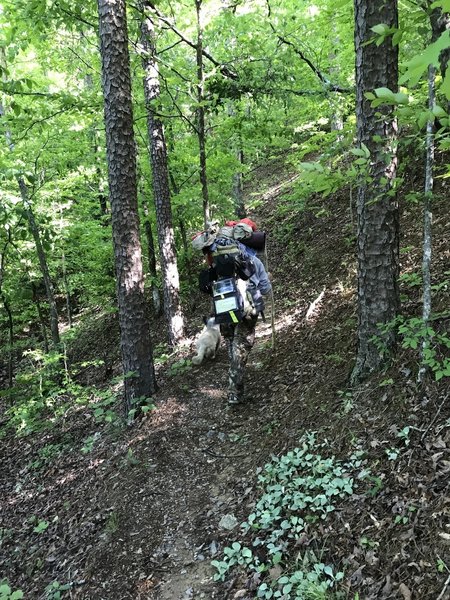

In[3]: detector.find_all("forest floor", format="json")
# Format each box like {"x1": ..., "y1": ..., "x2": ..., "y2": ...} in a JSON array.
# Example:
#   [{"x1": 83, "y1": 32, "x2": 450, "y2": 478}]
[{"x1": 1, "y1": 156, "x2": 450, "y2": 600}]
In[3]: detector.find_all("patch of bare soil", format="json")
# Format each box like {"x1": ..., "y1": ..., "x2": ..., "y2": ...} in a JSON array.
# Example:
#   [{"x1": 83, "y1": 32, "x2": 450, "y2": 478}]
[{"x1": 1, "y1": 164, "x2": 449, "y2": 599}]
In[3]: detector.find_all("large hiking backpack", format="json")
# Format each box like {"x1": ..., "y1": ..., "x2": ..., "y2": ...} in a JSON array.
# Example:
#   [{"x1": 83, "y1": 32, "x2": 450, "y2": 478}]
[
  {"x1": 209, "y1": 239, "x2": 255, "y2": 324},
  {"x1": 193, "y1": 221, "x2": 266, "y2": 325}
]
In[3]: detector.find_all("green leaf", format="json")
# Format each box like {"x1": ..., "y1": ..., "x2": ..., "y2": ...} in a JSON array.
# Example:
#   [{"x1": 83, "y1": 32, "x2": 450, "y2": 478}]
[
  {"x1": 433, "y1": 105, "x2": 447, "y2": 118},
  {"x1": 400, "y1": 30, "x2": 450, "y2": 86},
  {"x1": 371, "y1": 23, "x2": 391, "y2": 35},
  {"x1": 393, "y1": 92, "x2": 409, "y2": 105},
  {"x1": 431, "y1": 0, "x2": 450, "y2": 10},
  {"x1": 323, "y1": 565, "x2": 333, "y2": 576},
  {"x1": 374, "y1": 87, "x2": 396, "y2": 101},
  {"x1": 0, "y1": 585, "x2": 12, "y2": 596}
]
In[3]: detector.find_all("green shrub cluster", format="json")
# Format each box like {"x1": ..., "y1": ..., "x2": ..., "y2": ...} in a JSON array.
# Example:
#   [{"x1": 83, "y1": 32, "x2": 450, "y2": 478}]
[{"x1": 212, "y1": 432, "x2": 367, "y2": 599}]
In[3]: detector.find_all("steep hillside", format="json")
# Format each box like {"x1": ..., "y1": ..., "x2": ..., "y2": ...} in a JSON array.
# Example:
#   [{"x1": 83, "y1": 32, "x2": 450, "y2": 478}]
[{"x1": 1, "y1": 157, "x2": 449, "y2": 600}]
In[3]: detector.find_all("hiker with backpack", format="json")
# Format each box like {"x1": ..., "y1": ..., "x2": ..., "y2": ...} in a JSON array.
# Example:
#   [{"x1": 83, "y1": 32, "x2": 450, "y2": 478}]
[{"x1": 192, "y1": 219, "x2": 272, "y2": 405}]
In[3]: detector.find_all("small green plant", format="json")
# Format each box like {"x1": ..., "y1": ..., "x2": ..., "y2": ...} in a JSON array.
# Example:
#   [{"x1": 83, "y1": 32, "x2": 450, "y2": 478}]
[
  {"x1": 436, "y1": 556, "x2": 449, "y2": 573},
  {"x1": 0, "y1": 582, "x2": 24, "y2": 600},
  {"x1": 337, "y1": 389, "x2": 353, "y2": 414},
  {"x1": 105, "y1": 511, "x2": 119, "y2": 535},
  {"x1": 360, "y1": 536, "x2": 379, "y2": 549},
  {"x1": 399, "y1": 271, "x2": 422, "y2": 287},
  {"x1": 397, "y1": 426, "x2": 411, "y2": 446},
  {"x1": 385, "y1": 448, "x2": 400, "y2": 461},
  {"x1": 375, "y1": 316, "x2": 450, "y2": 381},
  {"x1": 29, "y1": 443, "x2": 65, "y2": 470},
  {"x1": 127, "y1": 396, "x2": 155, "y2": 421},
  {"x1": 33, "y1": 520, "x2": 49, "y2": 533},
  {"x1": 81, "y1": 433, "x2": 100, "y2": 454},
  {"x1": 394, "y1": 515, "x2": 409, "y2": 525},
  {"x1": 366, "y1": 475, "x2": 383, "y2": 498},
  {"x1": 212, "y1": 432, "x2": 365, "y2": 598},
  {"x1": 45, "y1": 580, "x2": 71, "y2": 600},
  {"x1": 168, "y1": 358, "x2": 192, "y2": 377},
  {"x1": 122, "y1": 448, "x2": 140, "y2": 467}
]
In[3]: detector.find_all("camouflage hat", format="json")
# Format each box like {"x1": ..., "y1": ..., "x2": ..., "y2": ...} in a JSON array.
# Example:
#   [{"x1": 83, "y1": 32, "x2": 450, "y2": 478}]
[
  {"x1": 218, "y1": 225, "x2": 234, "y2": 239},
  {"x1": 192, "y1": 230, "x2": 216, "y2": 250},
  {"x1": 233, "y1": 222, "x2": 253, "y2": 240}
]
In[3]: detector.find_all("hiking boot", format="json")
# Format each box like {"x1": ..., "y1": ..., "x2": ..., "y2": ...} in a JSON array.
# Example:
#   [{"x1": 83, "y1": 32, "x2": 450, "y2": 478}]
[{"x1": 227, "y1": 392, "x2": 243, "y2": 405}]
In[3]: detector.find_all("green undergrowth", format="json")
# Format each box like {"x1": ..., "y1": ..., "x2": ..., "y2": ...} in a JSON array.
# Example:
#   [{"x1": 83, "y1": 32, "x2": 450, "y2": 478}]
[
  {"x1": 0, "y1": 345, "x2": 155, "y2": 440},
  {"x1": 212, "y1": 432, "x2": 370, "y2": 599}
]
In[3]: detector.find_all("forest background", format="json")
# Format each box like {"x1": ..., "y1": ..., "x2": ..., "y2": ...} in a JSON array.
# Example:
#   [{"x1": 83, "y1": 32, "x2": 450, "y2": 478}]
[{"x1": 0, "y1": 0, "x2": 450, "y2": 598}]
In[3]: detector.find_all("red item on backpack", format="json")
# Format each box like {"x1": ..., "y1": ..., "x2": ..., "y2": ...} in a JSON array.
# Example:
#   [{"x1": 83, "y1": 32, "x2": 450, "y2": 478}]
[{"x1": 224, "y1": 218, "x2": 257, "y2": 231}]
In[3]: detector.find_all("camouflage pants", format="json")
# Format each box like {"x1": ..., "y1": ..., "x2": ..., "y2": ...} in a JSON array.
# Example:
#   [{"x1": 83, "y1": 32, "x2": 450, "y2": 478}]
[{"x1": 220, "y1": 316, "x2": 257, "y2": 403}]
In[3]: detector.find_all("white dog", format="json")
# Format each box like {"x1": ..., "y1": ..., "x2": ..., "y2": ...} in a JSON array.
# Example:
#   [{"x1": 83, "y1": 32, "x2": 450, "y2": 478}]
[{"x1": 192, "y1": 317, "x2": 221, "y2": 365}]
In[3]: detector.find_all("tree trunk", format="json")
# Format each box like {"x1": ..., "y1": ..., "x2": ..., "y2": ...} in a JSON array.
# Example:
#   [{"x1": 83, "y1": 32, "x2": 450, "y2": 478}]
[
  {"x1": 0, "y1": 235, "x2": 14, "y2": 389},
  {"x1": 19, "y1": 182, "x2": 61, "y2": 348},
  {"x1": 429, "y1": 3, "x2": 450, "y2": 81},
  {"x1": 32, "y1": 281, "x2": 50, "y2": 353},
  {"x1": 419, "y1": 64, "x2": 435, "y2": 383},
  {"x1": 97, "y1": 0, "x2": 157, "y2": 412},
  {"x1": 140, "y1": 4, "x2": 185, "y2": 346},
  {"x1": 86, "y1": 73, "x2": 109, "y2": 219},
  {"x1": 351, "y1": 0, "x2": 400, "y2": 383},
  {"x1": 1, "y1": 100, "x2": 60, "y2": 349},
  {"x1": 232, "y1": 147, "x2": 246, "y2": 219},
  {"x1": 195, "y1": 0, "x2": 210, "y2": 226},
  {"x1": 227, "y1": 103, "x2": 246, "y2": 218},
  {"x1": 144, "y1": 216, "x2": 162, "y2": 317}
]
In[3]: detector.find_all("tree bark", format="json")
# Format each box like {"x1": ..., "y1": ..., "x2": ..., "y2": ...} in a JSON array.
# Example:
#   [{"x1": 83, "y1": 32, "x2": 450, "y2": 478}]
[
  {"x1": 140, "y1": 4, "x2": 185, "y2": 346},
  {"x1": 351, "y1": 0, "x2": 400, "y2": 383},
  {"x1": 144, "y1": 216, "x2": 162, "y2": 317},
  {"x1": 97, "y1": 0, "x2": 157, "y2": 412},
  {"x1": 419, "y1": 64, "x2": 435, "y2": 383},
  {"x1": 0, "y1": 234, "x2": 14, "y2": 389},
  {"x1": 429, "y1": 3, "x2": 450, "y2": 80},
  {"x1": 195, "y1": 0, "x2": 210, "y2": 226}
]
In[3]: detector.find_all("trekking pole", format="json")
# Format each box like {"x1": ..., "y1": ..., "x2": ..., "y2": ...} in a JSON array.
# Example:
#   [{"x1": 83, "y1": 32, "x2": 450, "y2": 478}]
[{"x1": 264, "y1": 236, "x2": 276, "y2": 349}]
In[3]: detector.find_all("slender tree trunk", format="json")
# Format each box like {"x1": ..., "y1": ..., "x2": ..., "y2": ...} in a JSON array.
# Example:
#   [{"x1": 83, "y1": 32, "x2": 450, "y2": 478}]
[
  {"x1": 2, "y1": 296, "x2": 14, "y2": 390},
  {"x1": 61, "y1": 252, "x2": 73, "y2": 329},
  {"x1": 232, "y1": 148, "x2": 246, "y2": 219},
  {"x1": 140, "y1": 4, "x2": 185, "y2": 346},
  {"x1": 329, "y1": 24, "x2": 344, "y2": 134},
  {"x1": 195, "y1": 0, "x2": 210, "y2": 226},
  {"x1": 419, "y1": 65, "x2": 435, "y2": 382},
  {"x1": 1, "y1": 100, "x2": 60, "y2": 349},
  {"x1": 32, "y1": 282, "x2": 50, "y2": 353},
  {"x1": 429, "y1": 4, "x2": 450, "y2": 85},
  {"x1": 227, "y1": 103, "x2": 246, "y2": 218},
  {"x1": 19, "y1": 182, "x2": 61, "y2": 348},
  {"x1": 97, "y1": 0, "x2": 157, "y2": 412},
  {"x1": 85, "y1": 73, "x2": 109, "y2": 219},
  {"x1": 144, "y1": 216, "x2": 162, "y2": 317},
  {"x1": 351, "y1": 0, "x2": 400, "y2": 384},
  {"x1": 0, "y1": 235, "x2": 14, "y2": 389}
]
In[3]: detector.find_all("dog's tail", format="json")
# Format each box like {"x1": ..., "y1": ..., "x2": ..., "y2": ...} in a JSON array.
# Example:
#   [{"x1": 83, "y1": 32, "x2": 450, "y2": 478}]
[{"x1": 192, "y1": 347, "x2": 206, "y2": 365}]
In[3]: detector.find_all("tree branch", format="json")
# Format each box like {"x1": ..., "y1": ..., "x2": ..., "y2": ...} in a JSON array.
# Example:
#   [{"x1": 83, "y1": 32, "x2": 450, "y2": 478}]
[
  {"x1": 131, "y1": 1, "x2": 238, "y2": 80},
  {"x1": 265, "y1": 0, "x2": 348, "y2": 93}
]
